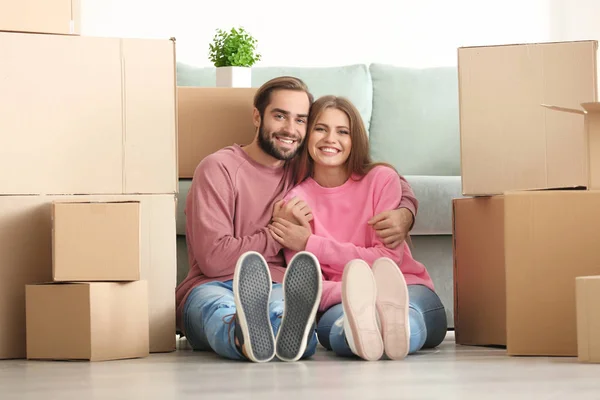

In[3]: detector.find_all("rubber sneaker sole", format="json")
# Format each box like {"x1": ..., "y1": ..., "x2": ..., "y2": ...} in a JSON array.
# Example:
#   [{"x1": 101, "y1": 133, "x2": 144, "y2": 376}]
[
  {"x1": 233, "y1": 251, "x2": 275, "y2": 363},
  {"x1": 276, "y1": 251, "x2": 322, "y2": 362},
  {"x1": 342, "y1": 259, "x2": 384, "y2": 361},
  {"x1": 372, "y1": 257, "x2": 410, "y2": 360}
]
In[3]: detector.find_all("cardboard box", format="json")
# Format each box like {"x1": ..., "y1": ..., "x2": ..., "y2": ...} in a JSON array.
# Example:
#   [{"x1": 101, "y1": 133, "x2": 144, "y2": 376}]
[
  {"x1": 452, "y1": 196, "x2": 506, "y2": 347},
  {"x1": 26, "y1": 281, "x2": 149, "y2": 361},
  {"x1": 458, "y1": 40, "x2": 598, "y2": 196},
  {"x1": 0, "y1": 31, "x2": 178, "y2": 195},
  {"x1": 52, "y1": 201, "x2": 141, "y2": 282},
  {"x1": 177, "y1": 87, "x2": 256, "y2": 178},
  {"x1": 0, "y1": 0, "x2": 80, "y2": 35},
  {"x1": 0, "y1": 194, "x2": 176, "y2": 359},
  {"x1": 576, "y1": 276, "x2": 600, "y2": 363},
  {"x1": 453, "y1": 191, "x2": 600, "y2": 356},
  {"x1": 506, "y1": 190, "x2": 600, "y2": 356}
]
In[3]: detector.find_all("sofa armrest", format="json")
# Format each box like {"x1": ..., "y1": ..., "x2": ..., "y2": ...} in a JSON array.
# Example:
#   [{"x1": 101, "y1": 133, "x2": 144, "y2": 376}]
[
  {"x1": 176, "y1": 179, "x2": 193, "y2": 236},
  {"x1": 404, "y1": 175, "x2": 464, "y2": 235}
]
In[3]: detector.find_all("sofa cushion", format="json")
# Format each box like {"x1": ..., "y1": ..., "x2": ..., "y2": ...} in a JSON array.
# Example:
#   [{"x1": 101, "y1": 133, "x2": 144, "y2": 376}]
[
  {"x1": 368, "y1": 64, "x2": 460, "y2": 176},
  {"x1": 177, "y1": 62, "x2": 215, "y2": 87},
  {"x1": 175, "y1": 63, "x2": 373, "y2": 131},
  {"x1": 251, "y1": 65, "x2": 373, "y2": 131}
]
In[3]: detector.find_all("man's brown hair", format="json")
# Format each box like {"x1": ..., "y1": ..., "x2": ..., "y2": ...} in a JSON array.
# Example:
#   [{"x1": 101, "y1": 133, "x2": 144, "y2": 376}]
[{"x1": 253, "y1": 76, "x2": 314, "y2": 118}]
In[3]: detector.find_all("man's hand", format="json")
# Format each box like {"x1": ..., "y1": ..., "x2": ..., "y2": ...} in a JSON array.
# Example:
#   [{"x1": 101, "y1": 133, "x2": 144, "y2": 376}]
[
  {"x1": 268, "y1": 217, "x2": 311, "y2": 251},
  {"x1": 272, "y1": 197, "x2": 313, "y2": 228},
  {"x1": 368, "y1": 208, "x2": 414, "y2": 249}
]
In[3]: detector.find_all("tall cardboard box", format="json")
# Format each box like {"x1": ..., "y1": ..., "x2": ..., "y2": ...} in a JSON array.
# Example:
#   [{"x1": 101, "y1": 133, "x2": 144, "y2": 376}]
[
  {"x1": 576, "y1": 276, "x2": 600, "y2": 363},
  {"x1": 26, "y1": 281, "x2": 149, "y2": 361},
  {"x1": 0, "y1": 31, "x2": 178, "y2": 195},
  {"x1": 0, "y1": 0, "x2": 81, "y2": 35},
  {"x1": 458, "y1": 40, "x2": 598, "y2": 196},
  {"x1": 454, "y1": 191, "x2": 600, "y2": 356},
  {"x1": 0, "y1": 194, "x2": 176, "y2": 359},
  {"x1": 452, "y1": 196, "x2": 506, "y2": 347},
  {"x1": 52, "y1": 201, "x2": 141, "y2": 282},
  {"x1": 177, "y1": 87, "x2": 256, "y2": 178}
]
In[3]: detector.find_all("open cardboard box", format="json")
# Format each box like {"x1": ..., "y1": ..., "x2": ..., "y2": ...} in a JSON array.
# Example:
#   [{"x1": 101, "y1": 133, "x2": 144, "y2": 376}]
[{"x1": 458, "y1": 40, "x2": 598, "y2": 196}]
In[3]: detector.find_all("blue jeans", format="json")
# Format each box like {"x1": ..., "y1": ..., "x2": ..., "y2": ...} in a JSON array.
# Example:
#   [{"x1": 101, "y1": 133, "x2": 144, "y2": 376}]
[
  {"x1": 183, "y1": 280, "x2": 319, "y2": 361},
  {"x1": 317, "y1": 284, "x2": 447, "y2": 357}
]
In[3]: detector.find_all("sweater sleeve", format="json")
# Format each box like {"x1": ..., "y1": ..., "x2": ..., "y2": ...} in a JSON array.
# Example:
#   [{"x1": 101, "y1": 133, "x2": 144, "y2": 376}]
[
  {"x1": 398, "y1": 174, "x2": 418, "y2": 218},
  {"x1": 187, "y1": 156, "x2": 283, "y2": 278},
  {"x1": 305, "y1": 168, "x2": 405, "y2": 267}
]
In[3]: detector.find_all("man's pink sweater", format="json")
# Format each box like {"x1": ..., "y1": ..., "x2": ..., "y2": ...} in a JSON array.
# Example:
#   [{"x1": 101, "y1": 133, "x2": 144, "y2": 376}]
[
  {"x1": 175, "y1": 145, "x2": 419, "y2": 332},
  {"x1": 283, "y1": 165, "x2": 434, "y2": 312}
]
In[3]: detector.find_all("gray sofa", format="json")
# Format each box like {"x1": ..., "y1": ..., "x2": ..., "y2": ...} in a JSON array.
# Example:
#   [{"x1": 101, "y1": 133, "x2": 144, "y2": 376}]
[{"x1": 176, "y1": 63, "x2": 463, "y2": 326}]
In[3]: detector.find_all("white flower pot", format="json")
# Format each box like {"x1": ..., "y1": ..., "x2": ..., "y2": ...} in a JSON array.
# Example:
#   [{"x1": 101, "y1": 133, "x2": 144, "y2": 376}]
[{"x1": 216, "y1": 66, "x2": 252, "y2": 88}]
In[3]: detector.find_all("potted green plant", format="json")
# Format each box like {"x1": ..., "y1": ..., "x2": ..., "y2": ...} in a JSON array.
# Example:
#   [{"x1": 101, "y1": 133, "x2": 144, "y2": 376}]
[{"x1": 208, "y1": 27, "x2": 262, "y2": 88}]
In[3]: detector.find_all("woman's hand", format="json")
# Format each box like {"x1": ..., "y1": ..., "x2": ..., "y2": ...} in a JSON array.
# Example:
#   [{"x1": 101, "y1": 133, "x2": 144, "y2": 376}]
[
  {"x1": 268, "y1": 217, "x2": 311, "y2": 251},
  {"x1": 272, "y1": 197, "x2": 313, "y2": 227}
]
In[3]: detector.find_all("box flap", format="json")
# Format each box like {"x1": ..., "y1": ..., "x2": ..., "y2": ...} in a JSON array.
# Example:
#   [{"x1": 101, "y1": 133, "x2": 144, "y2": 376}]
[
  {"x1": 582, "y1": 103, "x2": 600, "y2": 113},
  {"x1": 542, "y1": 103, "x2": 600, "y2": 114},
  {"x1": 541, "y1": 104, "x2": 586, "y2": 115}
]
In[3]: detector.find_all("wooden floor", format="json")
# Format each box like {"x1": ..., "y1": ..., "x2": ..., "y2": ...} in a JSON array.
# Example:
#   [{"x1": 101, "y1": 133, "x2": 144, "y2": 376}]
[{"x1": 1, "y1": 332, "x2": 599, "y2": 399}]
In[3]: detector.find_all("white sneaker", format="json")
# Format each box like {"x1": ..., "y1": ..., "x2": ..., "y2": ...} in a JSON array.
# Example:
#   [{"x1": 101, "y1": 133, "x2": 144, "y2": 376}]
[
  {"x1": 341, "y1": 259, "x2": 384, "y2": 361},
  {"x1": 372, "y1": 257, "x2": 410, "y2": 360}
]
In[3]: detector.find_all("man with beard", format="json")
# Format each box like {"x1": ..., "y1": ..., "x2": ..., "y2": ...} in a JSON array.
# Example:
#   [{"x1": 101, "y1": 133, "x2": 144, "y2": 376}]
[{"x1": 176, "y1": 76, "x2": 418, "y2": 363}]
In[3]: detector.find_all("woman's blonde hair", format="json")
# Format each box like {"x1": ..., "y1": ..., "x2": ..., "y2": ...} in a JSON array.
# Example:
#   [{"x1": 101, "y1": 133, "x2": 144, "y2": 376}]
[{"x1": 294, "y1": 95, "x2": 396, "y2": 185}]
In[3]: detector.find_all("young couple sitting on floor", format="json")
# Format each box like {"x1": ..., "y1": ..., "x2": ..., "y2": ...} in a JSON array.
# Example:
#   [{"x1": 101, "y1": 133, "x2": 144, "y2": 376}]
[{"x1": 175, "y1": 76, "x2": 447, "y2": 363}]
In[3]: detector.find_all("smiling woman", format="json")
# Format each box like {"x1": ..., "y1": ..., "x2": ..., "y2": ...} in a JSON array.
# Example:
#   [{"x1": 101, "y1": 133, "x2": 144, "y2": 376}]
[
  {"x1": 270, "y1": 95, "x2": 447, "y2": 362},
  {"x1": 294, "y1": 96, "x2": 391, "y2": 186},
  {"x1": 307, "y1": 107, "x2": 352, "y2": 188}
]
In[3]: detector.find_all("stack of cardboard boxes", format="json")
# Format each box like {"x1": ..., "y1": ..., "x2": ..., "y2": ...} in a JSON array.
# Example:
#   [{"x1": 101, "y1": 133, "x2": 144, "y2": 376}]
[
  {"x1": 26, "y1": 201, "x2": 149, "y2": 361},
  {"x1": 0, "y1": 0, "x2": 178, "y2": 360},
  {"x1": 453, "y1": 40, "x2": 600, "y2": 361}
]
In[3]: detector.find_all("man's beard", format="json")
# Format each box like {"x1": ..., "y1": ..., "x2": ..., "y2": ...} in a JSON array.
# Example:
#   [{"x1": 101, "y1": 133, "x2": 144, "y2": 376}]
[{"x1": 257, "y1": 121, "x2": 302, "y2": 161}]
